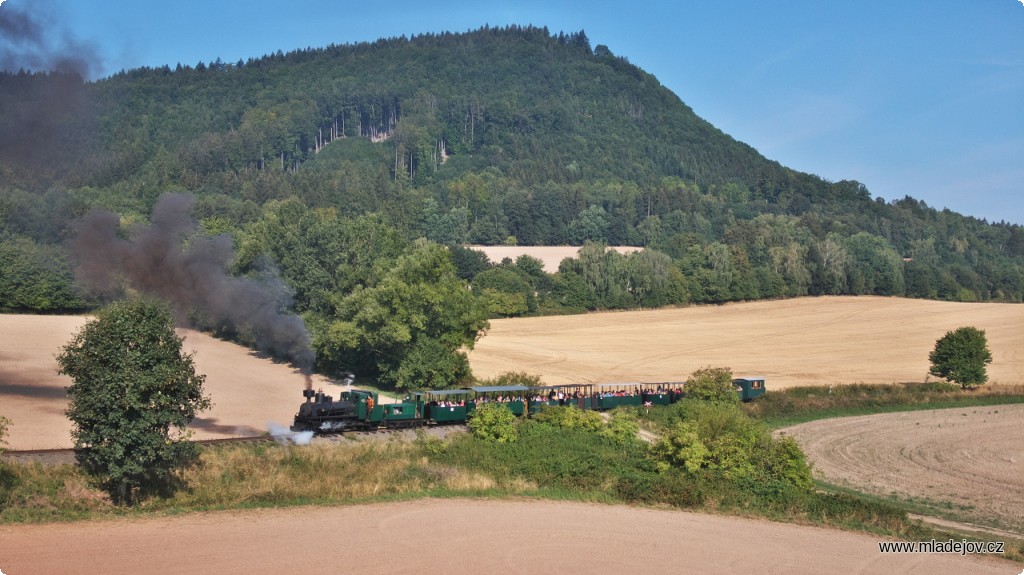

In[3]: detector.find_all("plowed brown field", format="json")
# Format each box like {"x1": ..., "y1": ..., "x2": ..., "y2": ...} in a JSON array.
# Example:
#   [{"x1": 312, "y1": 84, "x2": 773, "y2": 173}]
[{"x1": 781, "y1": 404, "x2": 1024, "y2": 534}]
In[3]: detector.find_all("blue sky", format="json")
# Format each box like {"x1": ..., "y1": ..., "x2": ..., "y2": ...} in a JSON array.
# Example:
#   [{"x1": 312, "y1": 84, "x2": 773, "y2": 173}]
[{"x1": 5, "y1": 0, "x2": 1023, "y2": 224}]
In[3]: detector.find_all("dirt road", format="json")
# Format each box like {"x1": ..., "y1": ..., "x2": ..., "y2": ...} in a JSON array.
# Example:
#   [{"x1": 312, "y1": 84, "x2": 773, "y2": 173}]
[{"x1": 0, "y1": 499, "x2": 1016, "y2": 575}]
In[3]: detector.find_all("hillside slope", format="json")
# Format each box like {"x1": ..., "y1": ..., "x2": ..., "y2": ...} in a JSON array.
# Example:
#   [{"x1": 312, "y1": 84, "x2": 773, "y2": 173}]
[{"x1": 2, "y1": 26, "x2": 1022, "y2": 315}]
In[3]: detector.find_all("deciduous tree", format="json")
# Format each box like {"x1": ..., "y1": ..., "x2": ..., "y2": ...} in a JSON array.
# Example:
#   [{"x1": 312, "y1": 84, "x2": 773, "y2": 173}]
[
  {"x1": 928, "y1": 327, "x2": 992, "y2": 389},
  {"x1": 57, "y1": 298, "x2": 211, "y2": 504},
  {"x1": 685, "y1": 366, "x2": 739, "y2": 405},
  {"x1": 320, "y1": 240, "x2": 489, "y2": 389}
]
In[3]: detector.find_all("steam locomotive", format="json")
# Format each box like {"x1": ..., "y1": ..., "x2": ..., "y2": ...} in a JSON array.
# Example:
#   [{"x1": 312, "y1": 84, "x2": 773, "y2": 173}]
[{"x1": 290, "y1": 378, "x2": 766, "y2": 435}]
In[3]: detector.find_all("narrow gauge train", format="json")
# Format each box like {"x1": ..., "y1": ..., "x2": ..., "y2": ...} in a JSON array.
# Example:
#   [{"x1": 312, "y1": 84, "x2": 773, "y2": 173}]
[{"x1": 290, "y1": 378, "x2": 766, "y2": 434}]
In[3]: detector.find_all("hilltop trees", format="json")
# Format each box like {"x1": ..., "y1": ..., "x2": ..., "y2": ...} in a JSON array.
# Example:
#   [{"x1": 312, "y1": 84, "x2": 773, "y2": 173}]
[
  {"x1": 928, "y1": 327, "x2": 993, "y2": 389},
  {"x1": 57, "y1": 298, "x2": 210, "y2": 504},
  {"x1": 2, "y1": 25, "x2": 1023, "y2": 331}
]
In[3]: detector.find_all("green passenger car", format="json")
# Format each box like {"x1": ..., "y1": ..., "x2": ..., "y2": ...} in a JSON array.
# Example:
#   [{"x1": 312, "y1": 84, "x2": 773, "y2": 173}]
[
  {"x1": 732, "y1": 378, "x2": 767, "y2": 402},
  {"x1": 469, "y1": 385, "x2": 530, "y2": 416}
]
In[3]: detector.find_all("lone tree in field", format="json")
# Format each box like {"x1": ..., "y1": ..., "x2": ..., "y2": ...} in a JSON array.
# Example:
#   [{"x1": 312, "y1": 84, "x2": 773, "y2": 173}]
[
  {"x1": 57, "y1": 298, "x2": 210, "y2": 504},
  {"x1": 928, "y1": 326, "x2": 993, "y2": 389}
]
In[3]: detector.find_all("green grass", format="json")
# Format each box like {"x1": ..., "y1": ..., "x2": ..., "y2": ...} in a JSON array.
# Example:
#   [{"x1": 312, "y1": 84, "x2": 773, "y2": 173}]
[
  {"x1": 812, "y1": 480, "x2": 1024, "y2": 562},
  {"x1": 760, "y1": 395, "x2": 1024, "y2": 428},
  {"x1": 742, "y1": 382, "x2": 1024, "y2": 429}
]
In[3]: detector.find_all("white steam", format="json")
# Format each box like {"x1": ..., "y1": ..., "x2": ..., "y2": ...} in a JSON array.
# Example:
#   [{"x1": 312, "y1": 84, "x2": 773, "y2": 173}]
[{"x1": 267, "y1": 421, "x2": 314, "y2": 446}]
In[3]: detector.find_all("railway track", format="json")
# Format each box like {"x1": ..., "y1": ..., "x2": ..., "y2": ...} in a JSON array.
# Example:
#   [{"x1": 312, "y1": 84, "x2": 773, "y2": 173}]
[
  {"x1": 1, "y1": 426, "x2": 466, "y2": 466},
  {"x1": 1, "y1": 435, "x2": 278, "y2": 466}
]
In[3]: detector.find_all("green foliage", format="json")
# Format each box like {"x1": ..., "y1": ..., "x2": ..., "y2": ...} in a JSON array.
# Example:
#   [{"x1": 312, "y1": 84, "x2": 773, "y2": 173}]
[
  {"x1": 440, "y1": 418, "x2": 652, "y2": 496},
  {"x1": 685, "y1": 366, "x2": 740, "y2": 405},
  {"x1": 476, "y1": 371, "x2": 543, "y2": 387},
  {"x1": 841, "y1": 232, "x2": 905, "y2": 296},
  {"x1": 473, "y1": 267, "x2": 533, "y2": 316},
  {"x1": 467, "y1": 403, "x2": 520, "y2": 443},
  {"x1": 532, "y1": 405, "x2": 605, "y2": 433},
  {"x1": 556, "y1": 242, "x2": 687, "y2": 310},
  {"x1": 318, "y1": 239, "x2": 489, "y2": 389},
  {"x1": 649, "y1": 421, "x2": 712, "y2": 474},
  {"x1": 602, "y1": 411, "x2": 641, "y2": 445},
  {"x1": 56, "y1": 298, "x2": 211, "y2": 505},
  {"x1": 567, "y1": 205, "x2": 610, "y2": 244},
  {"x1": 236, "y1": 201, "x2": 407, "y2": 316},
  {"x1": 929, "y1": 327, "x2": 993, "y2": 389},
  {"x1": 448, "y1": 244, "x2": 492, "y2": 281},
  {"x1": 745, "y1": 381, "x2": 1024, "y2": 427},
  {"x1": 0, "y1": 236, "x2": 90, "y2": 312},
  {"x1": 0, "y1": 415, "x2": 8, "y2": 453},
  {"x1": 3, "y1": 25, "x2": 1024, "y2": 321},
  {"x1": 648, "y1": 400, "x2": 814, "y2": 498},
  {"x1": 532, "y1": 406, "x2": 641, "y2": 446}
]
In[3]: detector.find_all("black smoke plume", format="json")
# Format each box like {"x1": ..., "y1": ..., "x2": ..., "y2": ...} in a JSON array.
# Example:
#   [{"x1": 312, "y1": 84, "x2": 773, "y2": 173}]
[
  {"x1": 0, "y1": 0, "x2": 101, "y2": 78},
  {"x1": 0, "y1": 1, "x2": 102, "y2": 182},
  {"x1": 71, "y1": 193, "x2": 316, "y2": 373}
]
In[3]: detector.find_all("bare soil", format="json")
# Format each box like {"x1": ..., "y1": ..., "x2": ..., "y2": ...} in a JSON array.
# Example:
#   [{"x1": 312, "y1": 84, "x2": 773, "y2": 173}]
[
  {"x1": 468, "y1": 295, "x2": 1024, "y2": 389},
  {"x1": 780, "y1": 404, "x2": 1024, "y2": 534},
  {"x1": 0, "y1": 499, "x2": 1016, "y2": 575}
]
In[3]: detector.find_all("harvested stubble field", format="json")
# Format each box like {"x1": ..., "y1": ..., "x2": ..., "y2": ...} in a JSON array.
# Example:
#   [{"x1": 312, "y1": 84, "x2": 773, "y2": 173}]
[
  {"x1": 468, "y1": 295, "x2": 1024, "y2": 389},
  {"x1": 469, "y1": 244, "x2": 641, "y2": 273},
  {"x1": 0, "y1": 314, "x2": 331, "y2": 450},
  {"x1": 781, "y1": 404, "x2": 1024, "y2": 535}
]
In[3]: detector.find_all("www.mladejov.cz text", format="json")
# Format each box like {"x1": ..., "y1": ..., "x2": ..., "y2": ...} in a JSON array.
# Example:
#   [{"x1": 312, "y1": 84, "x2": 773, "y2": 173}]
[{"x1": 878, "y1": 539, "x2": 1004, "y2": 555}]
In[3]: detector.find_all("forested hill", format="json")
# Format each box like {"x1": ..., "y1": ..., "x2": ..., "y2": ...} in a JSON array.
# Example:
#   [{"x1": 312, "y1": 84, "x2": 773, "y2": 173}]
[{"x1": 2, "y1": 25, "x2": 1024, "y2": 315}]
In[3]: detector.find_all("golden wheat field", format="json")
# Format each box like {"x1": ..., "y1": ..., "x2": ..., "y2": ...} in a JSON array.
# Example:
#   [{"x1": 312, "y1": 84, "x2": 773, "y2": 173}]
[{"x1": 467, "y1": 295, "x2": 1024, "y2": 388}]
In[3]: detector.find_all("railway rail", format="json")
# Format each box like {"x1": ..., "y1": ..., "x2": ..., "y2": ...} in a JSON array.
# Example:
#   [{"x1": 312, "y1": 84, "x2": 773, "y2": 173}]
[
  {"x1": 1, "y1": 435, "x2": 277, "y2": 466},
  {"x1": 1, "y1": 426, "x2": 464, "y2": 466}
]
